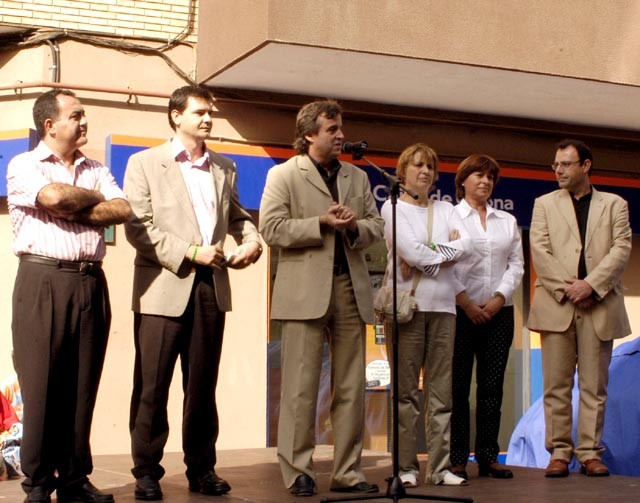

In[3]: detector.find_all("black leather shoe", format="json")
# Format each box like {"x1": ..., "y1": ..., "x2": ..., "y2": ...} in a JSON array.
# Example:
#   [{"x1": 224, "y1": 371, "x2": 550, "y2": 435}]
[
  {"x1": 331, "y1": 482, "x2": 379, "y2": 493},
  {"x1": 135, "y1": 475, "x2": 163, "y2": 500},
  {"x1": 24, "y1": 486, "x2": 51, "y2": 503},
  {"x1": 290, "y1": 474, "x2": 315, "y2": 497},
  {"x1": 56, "y1": 481, "x2": 114, "y2": 503},
  {"x1": 478, "y1": 463, "x2": 513, "y2": 479},
  {"x1": 188, "y1": 471, "x2": 231, "y2": 496}
]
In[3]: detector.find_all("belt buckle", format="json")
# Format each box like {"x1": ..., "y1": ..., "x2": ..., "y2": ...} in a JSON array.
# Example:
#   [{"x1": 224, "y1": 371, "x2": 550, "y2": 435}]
[{"x1": 79, "y1": 261, "x2": 92, "y2": 273}]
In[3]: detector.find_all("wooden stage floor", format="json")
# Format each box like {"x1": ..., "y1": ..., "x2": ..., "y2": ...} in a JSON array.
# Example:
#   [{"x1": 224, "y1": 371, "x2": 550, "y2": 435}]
[{"x1": 1, "y1": 446, "x2": 639, "y2": 503}]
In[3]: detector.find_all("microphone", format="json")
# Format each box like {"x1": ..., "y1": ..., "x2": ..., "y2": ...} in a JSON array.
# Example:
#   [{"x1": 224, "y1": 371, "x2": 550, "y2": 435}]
[{"x1": 342, "y1": 140, "x2": 368, "y2": 160}]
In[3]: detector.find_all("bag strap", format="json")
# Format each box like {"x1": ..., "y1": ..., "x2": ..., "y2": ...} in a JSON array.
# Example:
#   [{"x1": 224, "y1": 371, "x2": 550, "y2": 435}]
[
  {"x1": 427, "y1": 201, "x2": 434, "y2": 244},
  {"x1": 408, "y1": 267, "x2": 421, "y2": 295}
]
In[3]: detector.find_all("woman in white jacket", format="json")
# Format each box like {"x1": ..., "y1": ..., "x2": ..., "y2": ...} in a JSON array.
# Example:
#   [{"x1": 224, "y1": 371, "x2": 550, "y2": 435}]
[{"x1": 380, "y1": 143, "x2": 466, "y2": 487}]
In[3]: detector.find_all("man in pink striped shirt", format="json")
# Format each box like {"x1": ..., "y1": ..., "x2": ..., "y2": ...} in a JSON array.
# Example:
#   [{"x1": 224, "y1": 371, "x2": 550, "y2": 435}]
[{"x1": 7, "y1": 89, "x2": 130, "y2": 503}]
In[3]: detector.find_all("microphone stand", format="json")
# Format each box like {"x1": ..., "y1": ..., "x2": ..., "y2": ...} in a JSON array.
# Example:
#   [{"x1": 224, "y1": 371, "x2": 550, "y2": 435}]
[{"x1": 321, "y1": 151, "x2": 472, "y2": 503}]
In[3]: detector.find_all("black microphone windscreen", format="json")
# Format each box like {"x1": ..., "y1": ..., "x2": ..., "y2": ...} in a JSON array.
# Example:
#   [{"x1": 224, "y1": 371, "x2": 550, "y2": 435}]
[
  {"x1": 342, "y1": 142, "x2": 355, "y2": 154},
  {"x1": 342, "y1": 141, "x2": 368, "y2": 155}
]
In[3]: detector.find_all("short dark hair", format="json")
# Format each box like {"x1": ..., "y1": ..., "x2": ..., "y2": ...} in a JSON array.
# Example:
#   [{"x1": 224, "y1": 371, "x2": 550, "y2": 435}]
[
  {"x1": 32, "y1": 89, "x2": 76, "y2": 138},
  {"x1": 168, "y1": 86, "x2": 213, "y2": 131},
  {"x1": 293, "y1": 99, "x2": 343, "y2": 155},
  {"x1": 556, "y1": 138, "x2": 593, "y2": 175},
  {"x1": 396, "y1": 143, "x2": 440, "y2": 187},
  {"x1": 455, "y1": 154, "x2": 500, "y2": 201}
]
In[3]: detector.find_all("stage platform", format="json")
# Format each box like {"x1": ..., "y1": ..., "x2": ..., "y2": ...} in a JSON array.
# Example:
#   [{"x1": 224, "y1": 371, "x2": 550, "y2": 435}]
[{"x1": 1, "y1": 446, "x2": 638, "y2": 503}]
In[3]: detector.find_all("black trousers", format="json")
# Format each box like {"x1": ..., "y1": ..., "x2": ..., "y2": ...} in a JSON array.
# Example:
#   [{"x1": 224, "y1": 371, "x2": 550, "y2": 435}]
[
  {"x1": 12, "y1": 262, "x2": 111, "y2": 493},
  {"x1": 129, "y1": 267, "x2": 225, "y2": 482},
  {"x1": 450, "y1": 306, "x2": 514, "y2": 467}
]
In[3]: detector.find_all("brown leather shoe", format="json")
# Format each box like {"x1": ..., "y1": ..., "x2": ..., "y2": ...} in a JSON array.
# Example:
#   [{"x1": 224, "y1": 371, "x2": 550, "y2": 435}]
[
  {"x1": 544, "y1": 459, "x2": 569, "y2": 478},
  {"x1": 580, "y1": 459, "x2": 610, "y2": 477}
]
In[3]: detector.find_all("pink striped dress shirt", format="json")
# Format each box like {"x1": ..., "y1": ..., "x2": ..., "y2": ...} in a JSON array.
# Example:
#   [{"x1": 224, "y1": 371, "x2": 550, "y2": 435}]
[
  {"x1": 171, "y1": 137, "x2": 217, "y2": 245},
  {"x1": 7, "y1": 141, "x2": 126, "y2": 261}
]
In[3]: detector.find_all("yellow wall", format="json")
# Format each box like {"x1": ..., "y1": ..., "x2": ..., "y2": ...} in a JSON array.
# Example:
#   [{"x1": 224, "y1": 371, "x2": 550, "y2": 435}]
[{"x1": 0, "y1": 218, "x2": 18, "y2": 385}]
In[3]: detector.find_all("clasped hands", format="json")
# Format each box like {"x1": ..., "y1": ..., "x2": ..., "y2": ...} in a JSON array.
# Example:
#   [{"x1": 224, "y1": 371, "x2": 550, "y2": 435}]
[
  {"x1": 462, "y1": 295, "x2": 505, "y2": 325},
  {"x1": 320, "y1": 202, "x2": 357, "y2": 232},
  {"x1": 564, "y1": 278, "x2": 596, "y2": 310}
]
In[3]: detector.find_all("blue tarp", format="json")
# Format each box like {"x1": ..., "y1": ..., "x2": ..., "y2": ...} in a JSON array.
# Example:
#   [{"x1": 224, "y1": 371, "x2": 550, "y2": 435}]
[{"x1": 507, "y1": 336, "x2": 640, "y2": 476}]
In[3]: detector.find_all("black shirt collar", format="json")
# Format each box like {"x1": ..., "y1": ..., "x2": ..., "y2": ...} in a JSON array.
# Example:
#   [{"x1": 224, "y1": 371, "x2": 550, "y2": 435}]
[
  {"x1": 309, "y1": 155, "x2": 341, "y2": 180},
  {"x1": 569, "y1": 187, "x2": 592, "y2": 203}
]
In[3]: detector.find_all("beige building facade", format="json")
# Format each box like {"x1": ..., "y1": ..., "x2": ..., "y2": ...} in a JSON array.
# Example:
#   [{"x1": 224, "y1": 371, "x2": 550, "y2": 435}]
[{"x1": 1, "y1": 0, "x2": 639, "y2": 457}]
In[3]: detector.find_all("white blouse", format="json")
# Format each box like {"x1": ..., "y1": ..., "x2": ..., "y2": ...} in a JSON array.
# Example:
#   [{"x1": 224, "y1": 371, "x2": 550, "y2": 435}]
[
  {"x1": 380, "y1": 199, "x2": 465, "y2": 314},
  {"x1": 451, "y1": 198, "x2": 524, "y2": 306}
]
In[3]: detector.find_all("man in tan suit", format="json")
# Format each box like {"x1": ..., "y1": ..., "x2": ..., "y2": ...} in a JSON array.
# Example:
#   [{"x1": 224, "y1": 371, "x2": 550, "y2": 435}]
[
  {"x1": 124, "y1": 86, "x2": 262, "y2": 500},
  {"x1": 528, "y1": 139, "x2": 631, "y2": 478},
  {"x1": 259, "y1": 100, "x2": 384, "y2": 496}
]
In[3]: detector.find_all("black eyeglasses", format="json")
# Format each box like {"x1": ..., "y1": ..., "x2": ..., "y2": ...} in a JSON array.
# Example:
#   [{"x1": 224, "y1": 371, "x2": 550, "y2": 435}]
[{"x1": 550, "y1": 160, "x2": 581, "y2": 171}]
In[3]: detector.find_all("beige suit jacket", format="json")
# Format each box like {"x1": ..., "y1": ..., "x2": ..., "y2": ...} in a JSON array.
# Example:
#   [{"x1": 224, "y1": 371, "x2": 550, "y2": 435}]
[
  {"x1": 527, "y1": 186, "x2": 631, "y2": 340},
  {"x1": 123, "y1": 141, "x2": 261, "y2": 317},
  {"x1": 259, "y1": 155, "x2": 384, "y2": 324}
]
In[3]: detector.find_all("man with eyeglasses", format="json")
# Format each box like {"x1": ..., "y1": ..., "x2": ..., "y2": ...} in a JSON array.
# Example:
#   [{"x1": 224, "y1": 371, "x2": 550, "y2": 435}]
[{"x1": 528, "y1": 139, "x2": 631, "y2": 478}]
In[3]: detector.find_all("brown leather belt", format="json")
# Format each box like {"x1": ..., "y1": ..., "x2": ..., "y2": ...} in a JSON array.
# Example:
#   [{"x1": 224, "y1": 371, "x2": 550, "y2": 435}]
[{"x1": 19, "y1": 254, "x2": 102, "y2": 273}]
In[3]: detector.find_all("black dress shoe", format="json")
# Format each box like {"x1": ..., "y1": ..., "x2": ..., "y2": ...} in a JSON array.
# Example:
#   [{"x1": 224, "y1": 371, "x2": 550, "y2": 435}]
[
  {"x1": 478, "y1": 463, "x2": 514, "y2": 479},
  {"x1": 188, "y1": 471, "x2": 231, "y2": 496},
  {"x1": 331, "y1": 482, "x2": 380, "y2": 493},
  {"x1": 135, "y1": 475, "x2": 163, "y2": 501},
  {"x1": 290, "y1": 474, "x2": 315, "y2": 497},
  {"x1": 56, "y1": 481, "x2": 114, "y2": 503},
  {"x1": 24, "y1": 486, "x2": 51, "y2": 503}
]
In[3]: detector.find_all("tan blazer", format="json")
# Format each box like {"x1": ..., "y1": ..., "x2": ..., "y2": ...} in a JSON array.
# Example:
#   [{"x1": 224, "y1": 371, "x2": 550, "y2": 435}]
[
  {"x1": 123, "y1": 141, "x2": 261, "y2": 317},
  {"x1": 259, "y1": 155, "x2": 384, "y2": 324},
  {"x1": 527, "y1": 187, "x2": 631, "y2": 341}
]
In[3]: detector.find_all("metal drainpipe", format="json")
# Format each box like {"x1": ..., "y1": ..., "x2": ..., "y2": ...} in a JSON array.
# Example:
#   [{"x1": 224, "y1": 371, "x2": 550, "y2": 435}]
[
  {"x1": 1, "y1": 81, "x2": 171, "y2": 99},
  {"x1": 44, "y1": 40, "x2": 60, "y2": 82}
]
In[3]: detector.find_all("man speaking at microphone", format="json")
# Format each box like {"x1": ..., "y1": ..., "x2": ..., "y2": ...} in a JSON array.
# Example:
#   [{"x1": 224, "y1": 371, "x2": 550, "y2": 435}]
[{"x1": 259, "y1": 100, "x2": 384, "y2": 497}]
